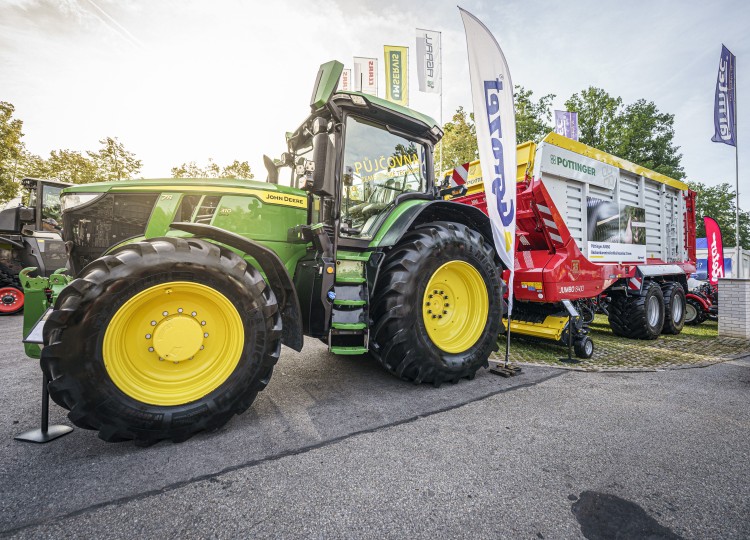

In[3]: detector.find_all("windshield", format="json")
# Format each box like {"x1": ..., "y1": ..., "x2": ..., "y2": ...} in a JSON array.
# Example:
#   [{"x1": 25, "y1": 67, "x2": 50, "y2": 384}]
[{"x1": 341, "y1": 115, "x2": 425, "y2": 237}]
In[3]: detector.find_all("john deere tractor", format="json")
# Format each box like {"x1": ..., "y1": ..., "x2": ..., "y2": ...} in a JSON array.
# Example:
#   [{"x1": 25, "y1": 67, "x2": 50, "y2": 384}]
[{"x1": 24, "y1": 61, "x2": 505, "y2": 444}]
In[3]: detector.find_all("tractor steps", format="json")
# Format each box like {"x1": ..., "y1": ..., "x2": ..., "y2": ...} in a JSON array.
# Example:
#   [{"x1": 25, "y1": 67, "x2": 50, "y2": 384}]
[{"x1": 329, "y1": 252, "x2": 371, "y2": 356}]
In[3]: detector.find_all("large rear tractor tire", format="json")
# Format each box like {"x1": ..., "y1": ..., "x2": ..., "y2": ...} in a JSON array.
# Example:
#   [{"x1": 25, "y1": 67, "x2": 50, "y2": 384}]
[
  {"x1": 0, "y1": 265, "x2": 24, "y2": 315},
  {"x1": 607, "y1": 281, "x2": 665, "y2": 340},
  {"x1": 684, "y1": 297, "x2": 706, "y2": 325},
  {"x1": 661, "y1": 282, "x2": 686, "y2": 335},
  {"x1": 41, "y1": 237, "x2": 282, "y2": 444},
  {"x1": 370, "y1": 222, "x2": 503, "y2": 386}
]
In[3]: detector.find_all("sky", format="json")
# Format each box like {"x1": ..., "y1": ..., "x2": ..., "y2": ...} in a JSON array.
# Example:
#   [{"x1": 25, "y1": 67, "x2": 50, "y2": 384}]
[{"x1": 1, "y1": 0, "x2": 749, "y2": 209}]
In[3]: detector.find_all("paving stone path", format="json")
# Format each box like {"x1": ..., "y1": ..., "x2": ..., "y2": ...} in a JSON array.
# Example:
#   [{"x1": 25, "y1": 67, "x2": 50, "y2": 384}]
[{"x1": 492, "y1": 317, "x2": 750, "y2": 372}]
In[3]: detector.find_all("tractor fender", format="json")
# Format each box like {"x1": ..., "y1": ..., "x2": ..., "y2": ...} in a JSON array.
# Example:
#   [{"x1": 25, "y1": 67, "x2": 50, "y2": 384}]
[
  {"x1": 170, "y1": 222, "x2": 304, "y2": 352},
  {"x1": 373, "y1": 200, "x2": 496, "y2": 256},
  {"x1": 686, "y1": 292, "x2": 711, "y2": 311}
]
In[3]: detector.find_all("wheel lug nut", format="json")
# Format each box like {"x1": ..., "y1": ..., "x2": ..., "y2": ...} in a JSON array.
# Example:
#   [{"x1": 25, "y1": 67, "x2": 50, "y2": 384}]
[
  {"x1": 162, "y1": 311, "x2": 168, "y2": 317},
  {"x1": 204, "y1": 333, "x2": 209, "y2": 338},
  {"x1": 444, "y1": 295, "x2": 448, "y2": 299},
  {"x1": 151, "y1": 321, "x2": 157, "y2": 326},
  {"x1": 201, "y1": 321, "x2": 206, "y2": 326},
  {"x1": 432, "y1": 315, "x2": 437, "y2": 319},
  {"x1": 445, "y1": 303, "x2": 449, "y2": 307},
  {"x1": 158, "y1": 357, "x2": 164, "y2": 361},
  {"x1": 191, "y1": 311, "x2": 197, "y2": 317},
  {"x1": 178, "y1": 308, "x2": 183, "y2": 313},
  {"x1": 145, "y1": 333, "x2": 151, "y2": 339},
  {"x1": 148, "y1": 347, "x2": 154, "y2": 352},
  {"x1": 426, "y1": 302, "x2": 431, "y2": 306},
  {"x1": 200, "y1": 345, "x2": 205, "y2": 350},
  {"x1": 443, "y1": 310, "x2": 447, "y2": 314}
]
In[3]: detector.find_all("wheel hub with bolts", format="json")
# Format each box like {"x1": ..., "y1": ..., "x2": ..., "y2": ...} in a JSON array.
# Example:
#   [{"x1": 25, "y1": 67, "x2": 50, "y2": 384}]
[
  {"x1": 103, "y1": 281, "x2": 243, "y2": 406},
  {"x1": 149, "y1": 311, "x2": 206, "y2": 363},
  {"x1": 422, "y1": 260, "x2": 488, "y2": 354},
  {"x1": 0, "y1": 287, "x2": 23, "y2": 314}
]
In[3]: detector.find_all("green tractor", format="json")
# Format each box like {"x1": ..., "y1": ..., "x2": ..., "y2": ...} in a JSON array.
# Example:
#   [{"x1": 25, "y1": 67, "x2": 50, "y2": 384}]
[
  {"x1": 24, "y1": 61, "x2": 505, "y2": 444},
  {"x1": 1, "y1": 177, "x2": 70, "y2": 314}
]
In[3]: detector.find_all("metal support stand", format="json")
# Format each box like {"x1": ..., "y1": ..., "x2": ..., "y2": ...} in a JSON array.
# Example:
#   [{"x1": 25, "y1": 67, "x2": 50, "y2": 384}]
[
  {"x1": 15, "y1": 373, "x2": 73, "y2": 443},
  {"x1": 559, "y1": 313, "x2": 580, "y2": 364},
  {"x1": 490, "y1": 315, "x2": 522, "y2": 377}
]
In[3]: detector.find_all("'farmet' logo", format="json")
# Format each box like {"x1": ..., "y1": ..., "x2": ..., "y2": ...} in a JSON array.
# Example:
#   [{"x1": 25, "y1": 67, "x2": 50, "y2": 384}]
[{"x1": 483, "y1": 78, "x2": 514, "y2": 227}]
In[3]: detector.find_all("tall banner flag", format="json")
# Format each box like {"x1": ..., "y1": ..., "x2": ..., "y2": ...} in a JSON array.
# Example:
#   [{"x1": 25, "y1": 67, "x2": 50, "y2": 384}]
[
  {"x1": 460, "y1": 7, "x2": 517, "y2": 313},
  {"x1": 711, "y1": 45, "x2": 736, "y2": 146},
  {"x1": 353, "y1": 57, "x2": 378, "y2": 96},
  {"x1": 384, "y1": 46, "x2": 409, "y2": 106},
  {"x1": 416, "y1": 29, "x2": 441, "y2": 94},
  {"x1": 704, "y1": 217, "x2": 726, "y2": 284},
  {"x1": 554, "y1": 110, "x2": 579, "y2": 141},
  {"x1": 339, "y1": 68, "x2": 352, "y2": 91}
]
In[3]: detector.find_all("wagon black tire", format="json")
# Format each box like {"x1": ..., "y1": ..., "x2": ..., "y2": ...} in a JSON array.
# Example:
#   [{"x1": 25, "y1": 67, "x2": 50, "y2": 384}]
[
  {"x1": 607, "y1": 281, "x2": 665, "y2": 340},
  {"x1": 684, "y1": 297, "x2": 706, "y2": 325},
  {"x1": 41, "y1": 237, "x2": 282, "y2": 445},
  {"x1": 370, "y1": 222, "x2": 504, "y2": 386},
  {"x1": 574, "y1": 336, "x2": 594, "y2": 359},
  {"x1": 661, "y1": 282, "x2": 686, "y2": 335}
]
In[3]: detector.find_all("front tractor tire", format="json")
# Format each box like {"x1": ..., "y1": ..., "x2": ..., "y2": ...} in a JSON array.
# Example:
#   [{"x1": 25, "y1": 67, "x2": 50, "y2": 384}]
[
  {"x1": 608, "y1": 281, "x2": 665, "y2": 340},
  {"x1": 370, "y1": 222, "x2": 503, "y2": 386},
  {"x1": 41, "y1": 237, "x2": 282, "y2": 444}
]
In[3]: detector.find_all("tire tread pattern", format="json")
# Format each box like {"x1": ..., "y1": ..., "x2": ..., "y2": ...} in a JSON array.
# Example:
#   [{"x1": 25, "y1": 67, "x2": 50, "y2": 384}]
[{"x1": 40, "y1": 237, "x2": 281, "y2": 444}]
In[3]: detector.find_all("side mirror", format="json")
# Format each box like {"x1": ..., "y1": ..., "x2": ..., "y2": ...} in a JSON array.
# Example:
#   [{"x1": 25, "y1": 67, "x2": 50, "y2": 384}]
[
  {"x1": 310, "y1": 132, "x2": 335, "y2": 197},
  {"x1": 19, "y1": 207, "x2": 35, "y2": 223},
  {"x1": 263, "y1": 155, "x2": 278, "y2": 185}
]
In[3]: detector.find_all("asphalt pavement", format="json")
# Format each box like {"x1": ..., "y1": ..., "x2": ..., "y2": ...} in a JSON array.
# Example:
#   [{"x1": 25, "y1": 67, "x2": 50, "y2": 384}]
[{"x1": 0, "y1": 314, "x2": 748, "y2": 539}]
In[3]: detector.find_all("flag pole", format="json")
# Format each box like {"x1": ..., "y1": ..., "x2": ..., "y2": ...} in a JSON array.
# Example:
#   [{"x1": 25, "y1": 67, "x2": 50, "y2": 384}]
[
  {"x1": 735, "y1": 59, "x2": 742, "y2": 277},
  {"x1": 439, "y1": 31, "x2": 444, "y2": 177}
]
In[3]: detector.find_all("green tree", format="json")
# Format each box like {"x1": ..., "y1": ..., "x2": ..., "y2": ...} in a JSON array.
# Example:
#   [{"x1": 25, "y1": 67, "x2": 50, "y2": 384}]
[
  {"x1": 172, "y1": 158, "x2": 253, "y2": 179},
  {"x1": 41, "y1": 149, "x2": 101, "y2": 184},
  {"x1": 688, "y1": 180, "x2": 750, "y2": 249},
  {"x1": 434, "y1": 106, "x2": 478, "y2": 176},
  {"x1": 565, "y1": 87, "x2": 685, "y2": 180},
  {"x1": 0, "y1": 102, "x2": 26, "y2": 203},
  {"x1": 515, "y1": 86, "x2": 555, "y2": 144},
  {"x1": 88, "y1": 137, "x2": 142, "y2": 182},
  {"x1": 564, "y1": 87, "x2": 622, "y2": 150},
  {"x1": 221, "y1": 160, "x2": 254, "y2": 179}
]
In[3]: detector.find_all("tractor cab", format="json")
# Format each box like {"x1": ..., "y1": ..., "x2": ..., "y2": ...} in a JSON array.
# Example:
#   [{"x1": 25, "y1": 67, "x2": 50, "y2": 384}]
[{"x1": 275, "y1": 61, "x2": 443, "y2": 248}]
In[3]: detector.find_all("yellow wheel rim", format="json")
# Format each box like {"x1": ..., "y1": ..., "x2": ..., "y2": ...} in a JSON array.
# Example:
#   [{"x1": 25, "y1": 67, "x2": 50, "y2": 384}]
[
  {"x1": 103, "y1": 281, "x2": 244, "y2": 406},
  {"x1": 422, "y1": 261, "x2": 489, "y2": 354}
]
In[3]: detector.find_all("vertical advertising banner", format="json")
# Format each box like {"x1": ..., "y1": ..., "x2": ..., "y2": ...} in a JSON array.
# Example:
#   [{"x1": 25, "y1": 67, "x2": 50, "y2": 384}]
[
  {"x1": 711, "y1": 44, "x2": 737, "y2": 146},
  {"x1": 339, "y1": 68, "x2": 352, "y2": 91},
  {"x1": 460, "y1": 8, "x2": 517, "y2": 309},
  {"x1": 416, "y1": 29, "x2": 441, "y2": 94},
  {"x1": 704, "y1": 216, "x2": 726, "y2": 284},
  {"x1": 353, "y1": 57, "x2": 378, "y2": 96},
  {"x1": 384, "y1": 46, "x2": 409, "y2": 106},
  {"x1": 554, "y1": 110, "x2": 579, "y2": 141}
]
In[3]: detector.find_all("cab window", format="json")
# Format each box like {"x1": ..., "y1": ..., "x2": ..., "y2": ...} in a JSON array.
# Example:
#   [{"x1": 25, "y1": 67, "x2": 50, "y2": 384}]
[
  {"x1": 41, "y1": 184, "x2": 63, "y2": 231},
  {"x1": 341, "y1": 116, "x2": 425, "y2": 237}
]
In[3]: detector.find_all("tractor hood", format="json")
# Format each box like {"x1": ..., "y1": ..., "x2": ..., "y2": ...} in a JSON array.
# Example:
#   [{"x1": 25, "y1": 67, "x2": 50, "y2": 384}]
[{"x1": 61, "y1": 177, "x2": 306, "y2": 198}]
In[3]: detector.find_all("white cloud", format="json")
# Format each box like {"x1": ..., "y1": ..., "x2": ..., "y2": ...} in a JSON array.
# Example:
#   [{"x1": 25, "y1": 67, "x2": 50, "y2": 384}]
[{"x1": 1, "y1": 0, "x2": 749, "y2": 210}]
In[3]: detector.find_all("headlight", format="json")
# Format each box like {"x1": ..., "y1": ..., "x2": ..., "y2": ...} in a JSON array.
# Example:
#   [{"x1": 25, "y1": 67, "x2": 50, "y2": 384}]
[{"x1": 61, "y1": 193, "x2": 103, "y2": 212}]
